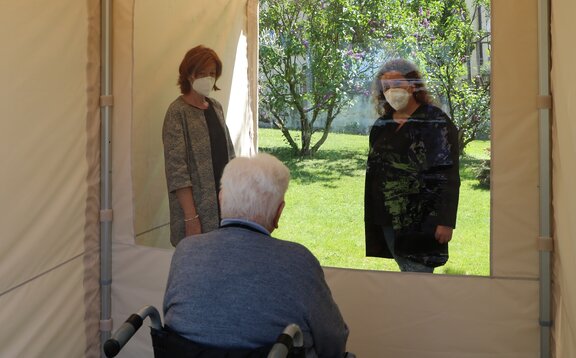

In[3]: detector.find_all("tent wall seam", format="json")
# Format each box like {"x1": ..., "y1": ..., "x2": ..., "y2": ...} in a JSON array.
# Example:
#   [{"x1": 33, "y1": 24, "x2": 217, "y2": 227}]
[{"x1": 0, "y1": 252, "x2": 85, "y2": 298}]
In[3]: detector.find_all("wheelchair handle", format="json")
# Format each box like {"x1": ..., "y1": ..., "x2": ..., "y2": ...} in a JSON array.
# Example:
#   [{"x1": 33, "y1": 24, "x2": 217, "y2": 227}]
[
  {"x1": 103, "y1": 305, "x2": 161, "y2": 357},
  {"x1": 267, "y1": 323, "x2": 303, "y2": 358}
]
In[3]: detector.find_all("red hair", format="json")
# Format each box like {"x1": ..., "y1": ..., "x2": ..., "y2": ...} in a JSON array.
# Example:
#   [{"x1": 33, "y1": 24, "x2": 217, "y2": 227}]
[{"x1": 177, "y1": 45, "x2": 223, "y2": 94}]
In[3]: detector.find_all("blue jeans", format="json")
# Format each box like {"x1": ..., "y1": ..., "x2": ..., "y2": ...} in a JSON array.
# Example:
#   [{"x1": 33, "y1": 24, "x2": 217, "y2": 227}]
[{"x1": 382, "y1": 227, "x2": 434, "y2": 273}]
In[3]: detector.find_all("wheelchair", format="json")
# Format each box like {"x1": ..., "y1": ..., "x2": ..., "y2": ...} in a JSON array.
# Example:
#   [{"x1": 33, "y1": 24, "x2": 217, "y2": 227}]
[{"x1": 103, "y1": 305, "x2": 306, "y2": 358}]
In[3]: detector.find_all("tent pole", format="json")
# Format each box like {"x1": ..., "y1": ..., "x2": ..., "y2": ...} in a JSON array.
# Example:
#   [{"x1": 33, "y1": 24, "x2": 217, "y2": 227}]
[
  {"x1": 100, "y1": 0, "x2": 113, "y2": 355},
  {"x1": 537, "y1": 0, "x2": 552, "y2": 357}
]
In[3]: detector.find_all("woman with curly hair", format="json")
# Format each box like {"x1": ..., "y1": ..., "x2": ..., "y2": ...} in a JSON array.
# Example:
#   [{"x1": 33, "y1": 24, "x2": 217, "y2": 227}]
[{"x1": 364, "y1": 59, "x2": 460, "y2": 272}]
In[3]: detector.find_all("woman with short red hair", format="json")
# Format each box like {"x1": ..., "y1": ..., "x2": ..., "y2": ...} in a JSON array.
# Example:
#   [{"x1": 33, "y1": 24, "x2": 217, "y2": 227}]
[{"x1": 162, "y1": 45, "x2": 235, "y2": 247}]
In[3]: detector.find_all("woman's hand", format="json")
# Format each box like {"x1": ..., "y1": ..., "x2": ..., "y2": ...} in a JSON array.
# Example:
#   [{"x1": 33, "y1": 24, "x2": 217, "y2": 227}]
[
  {"x1": 435, "y1": 225, "x2": 453, "y2": 244},
  {"x1": 176, "y1": 187, "x2": 202, "y2": 237}
]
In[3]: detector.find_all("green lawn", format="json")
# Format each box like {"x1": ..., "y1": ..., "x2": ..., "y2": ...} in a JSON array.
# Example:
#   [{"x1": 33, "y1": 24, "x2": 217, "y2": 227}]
[{"x1": 259, "y1": 128, "x2": 491, "y2": 276}]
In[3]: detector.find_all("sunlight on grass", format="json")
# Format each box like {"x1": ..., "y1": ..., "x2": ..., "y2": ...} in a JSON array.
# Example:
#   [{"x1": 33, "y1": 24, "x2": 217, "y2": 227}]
[{"x1": 259, "y1": 128, "x2": 490, "y2": 276}]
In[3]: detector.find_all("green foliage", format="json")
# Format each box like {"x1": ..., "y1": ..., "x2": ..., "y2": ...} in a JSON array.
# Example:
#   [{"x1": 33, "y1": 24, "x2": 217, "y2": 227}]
[
  {"x1": 259, "y1": 0, "x2": 491, "y2": 157},
  {"x1": 378, "y1": 0, "x2": 492, "y2": 154},
  {"x1": 472, "y1": 145, "x2": 491, "y2": 189},
  {"x1": 451, "y1": 79, "x2": 491, "y2": 151},
  {"x1": 476, "y1": 159, "x2": 491, "y2": 189},
  {"x1": 259, "y1": 0, "x2": 388, "y2": 156}
]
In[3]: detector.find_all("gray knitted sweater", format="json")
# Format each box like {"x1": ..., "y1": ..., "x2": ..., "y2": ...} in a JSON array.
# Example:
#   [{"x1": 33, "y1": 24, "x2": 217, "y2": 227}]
[{"x1": 163, "y1": 221, "x2": 349, "y2": 357}]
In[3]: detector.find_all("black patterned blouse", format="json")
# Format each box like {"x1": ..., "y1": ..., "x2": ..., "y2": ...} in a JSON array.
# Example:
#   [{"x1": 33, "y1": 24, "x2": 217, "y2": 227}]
[{"x1": 364, "y1": 104, "x2": 460, "y2": 266}]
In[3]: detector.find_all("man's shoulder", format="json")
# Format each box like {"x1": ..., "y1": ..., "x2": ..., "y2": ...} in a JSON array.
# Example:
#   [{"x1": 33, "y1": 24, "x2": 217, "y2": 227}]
[
  {"x1": 172, "y1": 232, "x2": 218, "y2": 252},
  {"x1": 176, "y1": 229, "x2": 222, "y2": 244},
  {"x1": 269, "y1": 236, "x2": 322, "y2": 266},
  {"x1": 175, "y1": 228, "x2": 321, "y2": 265},
  {"x1": 271, "y1": 236, "x2": 311, "y2": 251}
]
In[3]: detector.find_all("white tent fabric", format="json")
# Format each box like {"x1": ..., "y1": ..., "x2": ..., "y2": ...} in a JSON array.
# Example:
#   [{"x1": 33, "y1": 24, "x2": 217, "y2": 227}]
[
  {"x1": 0, "y1": 0, "x2": 101, "y2": 356},
  {"x1": 551, "y1": 0, "x2": 576, "y2": 356},
  {"x1": 0, "y1": 0, "x2": 575, "y2": 357}
]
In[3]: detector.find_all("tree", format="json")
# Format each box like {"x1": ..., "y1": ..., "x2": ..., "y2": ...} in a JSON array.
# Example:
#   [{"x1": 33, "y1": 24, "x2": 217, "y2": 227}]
[
  {"x1": 259, "y1": 0, "x2": 491, "y2": 156},
  {"x1": 259, "y1": 0, "x2": 387, "y2": 156},
  {"x1": 378, "y1": 0, "x2": 491, "y2": 154}
]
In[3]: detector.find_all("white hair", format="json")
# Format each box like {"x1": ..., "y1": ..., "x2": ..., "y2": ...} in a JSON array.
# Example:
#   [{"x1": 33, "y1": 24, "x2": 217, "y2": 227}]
[{"x1": 219, "y1": 153, "x2": 290, "y2": 228}]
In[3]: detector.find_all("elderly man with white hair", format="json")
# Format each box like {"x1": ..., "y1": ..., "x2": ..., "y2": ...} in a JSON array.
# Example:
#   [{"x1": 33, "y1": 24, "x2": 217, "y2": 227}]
[{"x1": 163, "y1": 153, "x2": 350, "y2": 358}]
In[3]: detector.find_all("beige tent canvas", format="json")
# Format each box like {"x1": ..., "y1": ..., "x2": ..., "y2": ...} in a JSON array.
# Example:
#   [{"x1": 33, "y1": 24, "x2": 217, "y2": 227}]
[{"x1": 0, "y1": 0, "x2": 574, "y2": 357}]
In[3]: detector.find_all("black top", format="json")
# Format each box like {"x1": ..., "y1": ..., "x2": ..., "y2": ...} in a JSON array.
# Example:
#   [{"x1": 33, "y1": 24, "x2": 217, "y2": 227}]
[
  {"x1": 364, "y1": 104, "x2": 461, "y2": 265},
  {"x1": 204, "y1": 99, "x2": 228, "y2": 197}
]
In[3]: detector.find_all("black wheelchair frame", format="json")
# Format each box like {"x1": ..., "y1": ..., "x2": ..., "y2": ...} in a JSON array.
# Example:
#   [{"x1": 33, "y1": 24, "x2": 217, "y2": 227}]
[{"x1": 103, "y1": 305, "x2": 305, "y2": 358}]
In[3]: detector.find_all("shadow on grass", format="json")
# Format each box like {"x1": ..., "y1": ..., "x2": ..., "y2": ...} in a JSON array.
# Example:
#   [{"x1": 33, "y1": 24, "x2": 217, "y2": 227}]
[
  {"x1": 260, "y1": 146, "x2": 367, "y2": 187},
  {"x1": 261, "y1": 146, "x2": 491, "y2": 191}
]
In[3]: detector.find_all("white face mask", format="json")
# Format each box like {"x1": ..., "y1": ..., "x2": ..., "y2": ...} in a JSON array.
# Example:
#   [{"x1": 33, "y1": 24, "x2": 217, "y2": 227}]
[
  {"x1": 192, "y1": 76, "x2": 215, "y2": 97},
  {"x1": 384, "y1": 88, "x2": 411, "y2": 111}
]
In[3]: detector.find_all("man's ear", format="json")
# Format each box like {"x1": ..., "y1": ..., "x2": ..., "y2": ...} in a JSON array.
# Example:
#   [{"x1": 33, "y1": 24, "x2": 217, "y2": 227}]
[{"x1": 272, "y1": 200, "x2": 285, "y2": 229}]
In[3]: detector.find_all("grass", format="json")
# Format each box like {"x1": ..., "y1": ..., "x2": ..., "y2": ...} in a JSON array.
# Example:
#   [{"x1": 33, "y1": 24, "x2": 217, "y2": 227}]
[{"x1": 259, "y1": 128, "x2": 491, "y2": 276}]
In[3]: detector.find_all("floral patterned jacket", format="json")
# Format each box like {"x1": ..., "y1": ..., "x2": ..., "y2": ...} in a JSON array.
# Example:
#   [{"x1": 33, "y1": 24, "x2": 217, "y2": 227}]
[{"x1": 364, "y1": 104, "x2": 460, "y2": 266}]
